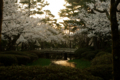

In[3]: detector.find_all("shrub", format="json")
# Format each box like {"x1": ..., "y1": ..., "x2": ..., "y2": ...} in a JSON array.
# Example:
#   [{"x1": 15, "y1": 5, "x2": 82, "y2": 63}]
[
  {"x1": 24, "y1": 52, "x2": 39, "y2": 62},
  {"x1": 0, "y1": 66, "x2": 103, "y2": 80},
  {"x1": 2, "y1": 51, "x2": 39, "y2": 62},
  {"x1": 0, "y1": 63, "x2": 4, "y2": 66},
  {"x1": 0, "y1": 54, "x2": 18, "y2": 66},
  {"x1": 95, "y1": 51, "x2": 110, "y2": 57},
  {"x1": 91, "y1": 54, "x2": 112, "y2": 65},
  {"x1": 26, "y1": 50, "x2": 43, "y2": 58},
  {"x1": 81, "y1": 51, "x2": 99, "y2": 60},
  {"x1": 15, "y1": 55, "x2": 31, "y2": 65},
  {"x1": 105, "y1": 47, "x2": 112, "y2": 53},
  {"x1": 1, "y1": 51, "x2": 25, "y2": 55},
  {"x1": 74, "y1": 48, "x2": 92, "y2": 59},
  {"x1": 85, "y1": 64, "x2": 112, "y2": 80},
  {"x1": 1, "y1": 51, "x2": 39, "y2": 65}
]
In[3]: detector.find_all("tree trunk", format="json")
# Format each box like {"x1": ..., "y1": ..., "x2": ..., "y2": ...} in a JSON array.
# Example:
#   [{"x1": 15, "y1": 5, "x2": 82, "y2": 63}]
[
  {"x1": 110, "y1": 0, "x2": 120, "y2": 80},
  {"x1": 7, "y1": 34, "x2": 21, "y2": 50},
  {"x1": 93, "y1": 37, "x2": 98, "y2": 50},
  {"x1": 0, "y1": 0, "x2": 3, "y2": 51}
]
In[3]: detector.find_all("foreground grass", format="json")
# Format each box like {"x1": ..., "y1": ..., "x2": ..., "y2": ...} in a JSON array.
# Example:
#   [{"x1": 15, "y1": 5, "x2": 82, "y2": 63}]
[
  {"x1": 68, "y1": 59, "x2": 91, "y2": 69},
  {"x1": 27, "y1": 58, "x2": 51, "y2": 66},
  {"x1": 0, "y1": 65, "x2": 103, "y2": 80}
]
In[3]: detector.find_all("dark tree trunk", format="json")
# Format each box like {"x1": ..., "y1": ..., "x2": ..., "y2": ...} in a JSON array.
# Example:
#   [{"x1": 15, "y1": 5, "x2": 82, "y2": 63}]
[
  {"x1": 0, "y1": 0, "x2": 3, "y2": 51},
  {"x1": 110, "y1": 0, "x2": 120, "y2": 80},
  {"x1": 7, "y1": 34, "x2": 21, "y2": 50},
  {"x1": 93, "y1": 37, "x2": 98, "y2": 50}
]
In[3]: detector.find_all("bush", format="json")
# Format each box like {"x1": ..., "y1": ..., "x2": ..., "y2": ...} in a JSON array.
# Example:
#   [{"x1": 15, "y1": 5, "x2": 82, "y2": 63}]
[
  {"x1": 74, "y1": 48, "x2": 93, "y2": 59},
  {"x1": 26, "y1": 50, "x2": 43, "y2": 58},
  {"x1": 24, "y1": 52, "x2": 39, "y2": 62},
  {"x1": 2, "y1": 51, "x2": 39, "y2": 62},
  {"x1": 95, "y1": 51, "x2": 110, "y2": 57},
  {"x1": 105, "y1": 47, "x2": 112, "y2": 53},
  {"x1": 15, "y1": 55, "x2": 31, "y2": 65},
  {"x1": 1, "y1": 51, "x2": 25, "y2": 55},
  {"x1": 85, "y1": 64, "x2": 112, "y2": 80},
  {"x1": 81, "y1": 51, "x2": 99, "y2": 60},
  {"x1": 91, "y1": 54, "x2": 112, "y2": 65},
  {"x1": 0, "y1": 54, "x2": 18, "y2": 66},
  {"x1": 0, "y1": 51, "x2": 39, "y2": 66},
  {"x1": 0, "y1": 66, "x2": 103, "y2": 80}
]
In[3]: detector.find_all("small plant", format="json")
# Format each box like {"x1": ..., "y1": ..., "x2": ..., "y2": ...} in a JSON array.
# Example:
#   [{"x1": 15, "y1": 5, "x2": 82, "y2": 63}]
[{"x1": 91, "y1": 54, "x2": 112, "y2": 65}]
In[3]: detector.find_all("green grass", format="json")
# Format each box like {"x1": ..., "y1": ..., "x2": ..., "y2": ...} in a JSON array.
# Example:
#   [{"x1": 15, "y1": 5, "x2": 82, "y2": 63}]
[
  {"x1": 68, "y1": 59, "x2": 91, "y2": 69},
  {"x1": 27, "y1": 58, "x2": 51, "y2": 66}
]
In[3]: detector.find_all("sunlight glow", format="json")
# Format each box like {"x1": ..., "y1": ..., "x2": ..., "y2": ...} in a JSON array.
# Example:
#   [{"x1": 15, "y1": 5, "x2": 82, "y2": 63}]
[
  {"x1": 18, "y1": 0, "x2": 67, "y2": 22},
  {"x1": 52, "y1": 60, "x2": 75, "y2": 68},
  {"x1": 43, "y1": 0, "x2": 66, "y2": 19}
]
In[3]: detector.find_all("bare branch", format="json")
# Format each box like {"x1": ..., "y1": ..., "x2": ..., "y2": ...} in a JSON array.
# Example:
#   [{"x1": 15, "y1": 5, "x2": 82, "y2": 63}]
[
  {"x1": 115, "y1": 0, "x2": 120, "y2": 8},
  {"x1": 116, "y1": 9, "x2": 120, "y2": 12},
  {"x1": 93, "y1": 8, "x2": 110, "y2": 20},
  {"x1": 115, "y1": 0, "x2": 120, "y2": 12},
  {"x1": 3, "y1": 19, "x2": 16, "y2": 21},
  {"x1": 94, "y1": 8, "x2": 106, "y2": 13}
]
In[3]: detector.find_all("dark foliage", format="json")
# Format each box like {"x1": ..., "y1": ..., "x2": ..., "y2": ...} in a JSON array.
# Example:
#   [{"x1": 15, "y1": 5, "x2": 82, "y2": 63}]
[
  {"x1": 81, "y1": 51, "x2": 98, "y2": 60},
  {"x1": 0, "y1": 51, "x2": 38, "y2": 66},
  {"x1": 15, "y1": 55, "x2": 31, "y2": 65},
  {"x1": 95, "y1": 51, "x2": 110, "y2": 57},
  {"x1": 91, "y1": 54, "x2": 112, "y2": 65},
  {"x1": 74, "y1": 47, "x2": 93, "y2": 59},
  {"x1": 27, "y1": 50, "x2": 43, "y2": 58},
  {"x1": 0, "y1": 54, "x2": 18, "y2": 66},
  {"x1": 0, "y1": 65, "x2": 103, "y2": 80},
  {"x1": 85, "y1": 64, "x2": 112, "y2": 80}
]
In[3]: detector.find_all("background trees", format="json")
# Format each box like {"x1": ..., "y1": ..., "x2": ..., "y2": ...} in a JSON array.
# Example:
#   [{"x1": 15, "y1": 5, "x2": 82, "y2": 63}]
[
  {"x1": 61, "y1": 0, "x2": 119, "y2": 51},
  {"x1": 1, "y1": 0, "x2": 66, "y2": 51},
  {"x1": 18, "y1": 0, "x2": 49, "y2": 16}
]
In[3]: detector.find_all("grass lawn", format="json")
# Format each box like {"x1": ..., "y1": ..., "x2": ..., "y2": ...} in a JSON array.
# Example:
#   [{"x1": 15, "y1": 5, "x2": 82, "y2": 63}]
[
  {"x1": 27, "y1": 58, "x2": 51, "y2": 66},
  {"x1": 68, "y1": 59, "x2": 91, "y2": 69}
]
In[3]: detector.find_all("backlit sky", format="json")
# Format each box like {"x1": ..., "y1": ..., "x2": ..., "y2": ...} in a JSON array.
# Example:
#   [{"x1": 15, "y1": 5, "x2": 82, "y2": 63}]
[
  {"x1": 18, "y1": 0, "x2": 68, "y2": 22},
  {"x1": 43, "y1": 0, "x2": 66, "y2": 19}
]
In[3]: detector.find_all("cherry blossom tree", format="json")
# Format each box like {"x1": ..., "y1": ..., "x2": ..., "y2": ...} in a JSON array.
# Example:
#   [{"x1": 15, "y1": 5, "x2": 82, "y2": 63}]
[
  {"x1": 70, "y1": 0, "x2": 120, "y2": 79},
  {"x1": 69, "y1": 0, "x2": 120, "y2": 50},
  {"x1": 2, "y1": 0, "x2": 65, "y2": 51}
]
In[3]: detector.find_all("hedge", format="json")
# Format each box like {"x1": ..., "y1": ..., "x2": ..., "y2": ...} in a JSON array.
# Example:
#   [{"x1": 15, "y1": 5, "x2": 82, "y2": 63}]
[
  {"x1": 85, "y1": 64, "x2": 112, "y2": 80},
  {"x1": 0, "y1": 54, "x2": 18, "y2": 66},
  {"x1": 91, "y1": 54, "x2": 112, "y2": 65},
  {"x1": 0, "y1": 65, "x2": 103, "y2": 80},
  {"x1": 0, "y1": 51, "x2": 39, "y2": 66}
]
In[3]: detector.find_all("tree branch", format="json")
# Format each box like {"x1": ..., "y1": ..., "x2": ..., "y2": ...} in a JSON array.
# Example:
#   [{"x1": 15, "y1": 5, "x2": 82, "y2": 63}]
[
  {"x1": 93, "y1": 8, "x2": 110, "y2": 20},
  {"x1": 116, "y1": 9, "x2": 120, "y2": 12},
  {"x1": 115, "y1": 0, "x2": 120, "y2": 12},
  {"x1": 94, "y1": 8, "x2": 106, "y2": 13}
]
